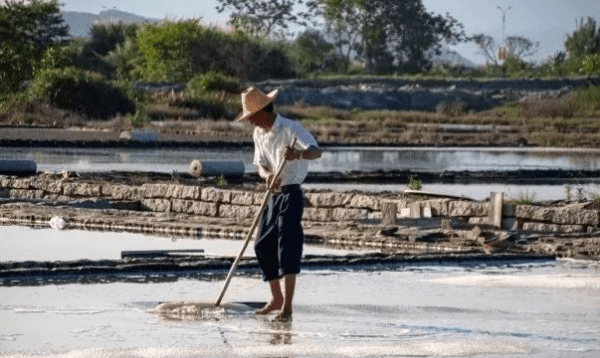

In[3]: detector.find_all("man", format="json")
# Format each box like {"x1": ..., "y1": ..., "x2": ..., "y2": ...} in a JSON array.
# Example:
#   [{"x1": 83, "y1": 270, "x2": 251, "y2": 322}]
[{"x1": 235, "y1": 87, "x2": 321, "y2": 322}]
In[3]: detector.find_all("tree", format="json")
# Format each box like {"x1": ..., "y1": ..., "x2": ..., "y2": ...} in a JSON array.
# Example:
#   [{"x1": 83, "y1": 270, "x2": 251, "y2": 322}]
[
  {"x1": 0, "y1": 0, "x2": 69, "y2": 91},
  {"x1": 505, "y1": 35, "x2": 539, "y2": 59},
  {"x1": 308, "y1": 0, "x2": 466, "y2": 73},
  {"x1": 215, "y1": 0, "x2": 306, "y2": 37},
  {"x1": 317, "y1": 0, "x2": 366, "y2": 72},
  {"x1": 471, "y1": 33, "x2": 499, "y2": 65},
  {"x1": 472, "y1": 34, "x2": 538, "y2": 65},
  {"x1": 565, "y1": 17, "x2": 600, "y2": 58},
  {"x1": 286, "y1": 29, "x2": 335, "y2": 73}
]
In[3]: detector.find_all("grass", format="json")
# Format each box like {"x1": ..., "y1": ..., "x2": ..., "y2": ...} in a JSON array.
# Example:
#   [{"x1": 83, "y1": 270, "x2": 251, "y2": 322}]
[
  {"x1": 510, "y1": 191, "x2": 536, "y2": 205},
  {"x1": 2, "y1": 79, "x2": 599, "y2": 148}
]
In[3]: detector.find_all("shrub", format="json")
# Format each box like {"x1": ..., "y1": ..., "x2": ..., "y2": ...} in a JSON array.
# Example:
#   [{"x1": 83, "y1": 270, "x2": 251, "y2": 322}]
[
  {"x1": 187, "y1": 71, "x2": 239, "y2": 97},
  {"x1": 27, "y1": 67, "x2": 135, "y2": 119},
  {"x1": 580, "y1": 53, "x2": 600, "y2": 74},
  {"x1": 88, "y1": 21, "x2": 138, "y2": 56}
]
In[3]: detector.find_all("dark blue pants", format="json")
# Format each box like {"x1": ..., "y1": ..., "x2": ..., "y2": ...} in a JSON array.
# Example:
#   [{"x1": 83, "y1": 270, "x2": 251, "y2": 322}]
[{"x1": 254, "y1": 184, "x2": 304, "y2": 282}]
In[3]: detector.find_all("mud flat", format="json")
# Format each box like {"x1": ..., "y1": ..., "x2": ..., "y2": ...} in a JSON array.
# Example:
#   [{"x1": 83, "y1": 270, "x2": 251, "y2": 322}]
[{"x1": 1, "y1": 171, "x2": 599, "y2": 276}]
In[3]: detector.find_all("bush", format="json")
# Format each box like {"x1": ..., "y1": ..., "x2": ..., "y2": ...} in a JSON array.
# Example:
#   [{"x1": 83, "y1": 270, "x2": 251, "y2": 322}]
[
  {"x1": 27, "y1": 67, "x2": 135, "y2": 119},
  {"x1": 34, "y1": 39, "x2": 84, "y2": 75},
  {"x1": 187, "y1": 71, "x2": 239, "y2": 97},
  {"x1": 88, "y1": 21, "x2": 138, "y2": 56},
  {"x1": 580, "y1": 53, "x2": 600, "y2": 74}
]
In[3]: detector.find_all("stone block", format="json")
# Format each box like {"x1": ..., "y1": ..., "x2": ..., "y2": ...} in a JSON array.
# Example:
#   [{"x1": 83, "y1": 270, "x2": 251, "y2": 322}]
[
  {"x1": 332, "y1": 208, "x2": 369, "y2": 221},
  {"x1": 305, "y1": 192, "x2": 353, "y2": 207},
  {"x1": 142, "y1": 184, "x2": 171, "y2": 198},
  {"x1": 0, "y1": 176, "x2": 14, "y2": 188},
  {"x1": 553, "y1": 208, "x2": 599, "y2": 226},
  {"x1": 218, "y1": 204, "x2": 258, "y2": 219},
  {"x1": 174, "y1": 185, "x2": 202, "y2": 200},
  {"x1": 468, "y1": 217, "x2": 489, "y2": 225},
  {"x1": 522, "y1": 222, "x2": 585, "y2": 233},
  {"x1": 381, "y1": 201, "x2": 397, "y2": 225},
  {"x1": 62, "y1": 182, "x2": 102, "y2": 197},
  {"x1": 190, "y1": 201, "x2": 219, "y2": 216},
  {"x1": 420, "y1": 199, "x2": 450, "y2": 216},
  {"x1": 111, "y1": 185, "x2": 144, "y2": 200},
  {"x1": 9, "y1": 189, "x2": 44, "y2": 200},
  {"x1": 12, "y1": 178, "x2": 32, "y2": 189},
  {"x1": 141, "y1": 198, "x2": 171, "y2": 212},
  {"x1": 303, "y1": 208, "x2": 333, "y2": 222},
  {"x1": 515, "y1": 205, "x2": 535, "y2": 219},
  {"x1": 409, "y1": 202, "x2": 421, "y2": 218},
  {"x1": 448, "y1": 201, "x2": 488, "y2": 217},
  {"x1": 230, "y1": 190, "x2": 255, "y2": 205},
  {"x1": 349, "y1": 194, "x2": 380, "y2": 210},
  {"x1": 30, "y1": 178, "x2": 62, "y2": 194},
  {"x1": 531, "y1": 207, "x2": 556, "y2": 222},
  {"x1": 202, "y1": 187, "x2": 231, "y2": 203},
  {"x1": 423, "y1": 206, "x2": 432, "y2": 218}
]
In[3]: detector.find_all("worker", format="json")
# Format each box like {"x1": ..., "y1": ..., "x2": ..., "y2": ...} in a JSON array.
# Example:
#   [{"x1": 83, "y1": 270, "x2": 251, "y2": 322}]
[{"x1": 235, "y1": 86, "x2": 321, "y2": 322}]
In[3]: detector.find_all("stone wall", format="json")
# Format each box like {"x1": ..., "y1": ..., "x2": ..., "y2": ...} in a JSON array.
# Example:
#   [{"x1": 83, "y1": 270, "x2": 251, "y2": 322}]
[{"x1": 1, "y1": 174, "x2": 599, "y2": 234}]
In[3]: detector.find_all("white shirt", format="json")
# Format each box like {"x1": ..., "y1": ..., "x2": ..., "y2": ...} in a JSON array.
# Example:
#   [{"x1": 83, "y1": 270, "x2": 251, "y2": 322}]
[{"x1": 253, "y1": 114, "x2": 319, "y2": 186}]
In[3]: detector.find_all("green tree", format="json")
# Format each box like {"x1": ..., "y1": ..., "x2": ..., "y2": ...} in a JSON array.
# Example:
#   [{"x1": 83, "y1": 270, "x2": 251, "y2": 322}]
[
  {"x1": 565, "y1": 17, "x2": 600, "y2": 58},
  {"x1": 215, "y1": 0, "x2": 305, "y2": 37},
  {"x1": 308, "y1": 0, "x2": 466, "y2": 73},
  {"x1": 0, "y1": 0, "x2": 69, "y2": 92},
  {"x1": 286, "y1": 29, "x2": 335, "y2": 73}
]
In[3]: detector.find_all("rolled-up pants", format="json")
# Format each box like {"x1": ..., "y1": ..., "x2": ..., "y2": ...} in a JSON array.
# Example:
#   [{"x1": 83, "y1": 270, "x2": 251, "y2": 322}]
[{"x1": 254, "y1": 184, "x2": 304, "y2": 282}]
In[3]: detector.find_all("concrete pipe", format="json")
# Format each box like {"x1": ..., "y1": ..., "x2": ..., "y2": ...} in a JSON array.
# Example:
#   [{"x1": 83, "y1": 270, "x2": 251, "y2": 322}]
[
  {"x1": 189, "y1": 160, "x2": 245, "y2": 178},
  {"x1": 0, "y1": 159, "x2": 37, "y2": 176}
]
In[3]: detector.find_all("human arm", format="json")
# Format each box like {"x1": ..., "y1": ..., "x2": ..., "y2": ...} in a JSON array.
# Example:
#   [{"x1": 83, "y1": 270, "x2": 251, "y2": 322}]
[{"x1": 284, "y1": 145, "x2": 321, "y2": 161}]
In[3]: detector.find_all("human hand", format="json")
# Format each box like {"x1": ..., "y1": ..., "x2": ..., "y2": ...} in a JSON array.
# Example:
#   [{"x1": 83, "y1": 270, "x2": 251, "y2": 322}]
[
  {"x1": 267, "y1": 174, "x2": 281, "y2": 189},
  {"x1": 284, "y1": 146, "x2": 302, "y2": 161}
]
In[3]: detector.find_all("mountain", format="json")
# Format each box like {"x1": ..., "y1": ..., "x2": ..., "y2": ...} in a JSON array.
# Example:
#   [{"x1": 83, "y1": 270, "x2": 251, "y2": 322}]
[{"x1": 61, "y1": 10, "x2": 157, "y2": 37}]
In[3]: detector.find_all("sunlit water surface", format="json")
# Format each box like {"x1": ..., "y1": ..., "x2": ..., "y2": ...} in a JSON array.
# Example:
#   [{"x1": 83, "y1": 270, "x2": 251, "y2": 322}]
[
  {"x1": 2, "y1": 146, "x2": 600, "y2": 201},
  {"x1": 1, "y1": 227, "x2": 599, "y2": 357}
]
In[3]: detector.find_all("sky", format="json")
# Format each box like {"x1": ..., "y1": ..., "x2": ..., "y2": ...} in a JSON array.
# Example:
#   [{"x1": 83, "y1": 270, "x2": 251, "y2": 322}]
[{"x1": 60, "y1": 0, "x2": 600, "y2": 65}]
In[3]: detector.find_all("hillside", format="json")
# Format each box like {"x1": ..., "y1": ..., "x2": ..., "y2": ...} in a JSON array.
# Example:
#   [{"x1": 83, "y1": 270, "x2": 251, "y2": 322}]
[{"x1": 61, "y1": 9, "x2": 156, "y2": 37}]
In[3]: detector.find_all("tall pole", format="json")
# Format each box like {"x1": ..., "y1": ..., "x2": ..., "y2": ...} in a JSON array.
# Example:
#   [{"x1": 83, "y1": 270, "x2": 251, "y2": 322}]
[{"x1": 497, "y1": 6, "x2": 512, "y2": 42}]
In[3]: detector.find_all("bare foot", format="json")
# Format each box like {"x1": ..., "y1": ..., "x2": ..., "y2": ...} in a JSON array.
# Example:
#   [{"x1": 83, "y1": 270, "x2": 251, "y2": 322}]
[
  {"x1": 255, "y1": 300, "x2": 283, "y2": 315},
  {"x1": 272, "y1": 309, "x2": 292, "y2": 322}
]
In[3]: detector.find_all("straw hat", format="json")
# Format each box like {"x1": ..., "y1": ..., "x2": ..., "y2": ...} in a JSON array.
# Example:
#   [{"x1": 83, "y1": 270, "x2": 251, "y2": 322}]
[{"x1": 234, "y1": 86, "x2": 279, "y2": 122}]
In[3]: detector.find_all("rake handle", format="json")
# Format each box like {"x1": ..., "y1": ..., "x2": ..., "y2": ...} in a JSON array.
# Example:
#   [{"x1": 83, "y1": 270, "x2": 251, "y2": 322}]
[{"x1": 215, "y1": 137, "x2": 297, "y2": 306}]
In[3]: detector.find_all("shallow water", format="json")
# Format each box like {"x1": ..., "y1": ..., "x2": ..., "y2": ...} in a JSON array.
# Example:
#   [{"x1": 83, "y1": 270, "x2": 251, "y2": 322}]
[
  {"x1": 0, "y1": 226, "x2": 362, "y2": 262},
  {"x1": 2, "y1": 146, "x2": 600, "y2": 174},
  {"x1": 1, "y1": 227, "x2": 599, "y2": 357},
  {"x1": 304, "y1": 182, "x2": 600, "y2": 201},
  {"x1": 0, "y1": 260, "x2": 598, "y2": 357}
]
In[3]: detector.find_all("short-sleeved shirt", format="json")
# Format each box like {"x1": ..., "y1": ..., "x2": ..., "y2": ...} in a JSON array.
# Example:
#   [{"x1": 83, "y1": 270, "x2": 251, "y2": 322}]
[{"x1": 253, "y1": 114, "x2": 319, "y2": 186}]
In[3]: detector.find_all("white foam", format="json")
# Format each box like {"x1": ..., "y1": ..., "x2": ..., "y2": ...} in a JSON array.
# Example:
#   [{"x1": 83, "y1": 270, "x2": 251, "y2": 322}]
[
  {"x1": 0, "y1": 340, "x2": 529, "y2": 358},
  {"x1": 432, "y1": 274, "x2": 600, "y2": 289}
]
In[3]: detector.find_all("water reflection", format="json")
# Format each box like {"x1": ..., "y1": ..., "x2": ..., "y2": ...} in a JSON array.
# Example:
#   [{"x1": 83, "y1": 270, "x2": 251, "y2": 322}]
[{"x1": 1, "y1": 146, "x2": 599, "y2": 173}]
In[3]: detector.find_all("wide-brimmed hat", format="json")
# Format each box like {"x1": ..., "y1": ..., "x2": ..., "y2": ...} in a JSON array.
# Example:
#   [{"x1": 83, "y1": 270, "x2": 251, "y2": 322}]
[{"x1": 234, "y1": 86, "x2": 279, "y2": 122}]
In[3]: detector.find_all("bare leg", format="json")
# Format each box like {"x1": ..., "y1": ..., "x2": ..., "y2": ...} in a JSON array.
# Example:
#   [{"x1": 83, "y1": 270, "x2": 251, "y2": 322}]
[
  {"x1": 273, "y1": 274, "x2": 296, "y2": 322},
  {"x1": 255, "y1": 279, "x2": 284, "y2": 315}
]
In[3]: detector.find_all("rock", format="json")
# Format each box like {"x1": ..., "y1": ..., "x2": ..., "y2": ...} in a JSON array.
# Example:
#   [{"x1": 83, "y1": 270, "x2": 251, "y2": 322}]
[
  {"x1": 349, "y1": 194, "x2": 380, "y2": 210},
  {"x1": 48, "y1": 216, "x2": 68, "y2": 230}
]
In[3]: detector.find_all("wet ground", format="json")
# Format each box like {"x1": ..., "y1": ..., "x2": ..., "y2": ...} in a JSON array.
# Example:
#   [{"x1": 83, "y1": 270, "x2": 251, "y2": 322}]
[{"x1": 1, "y1": 254, "x2": 598, "y2": 357}]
